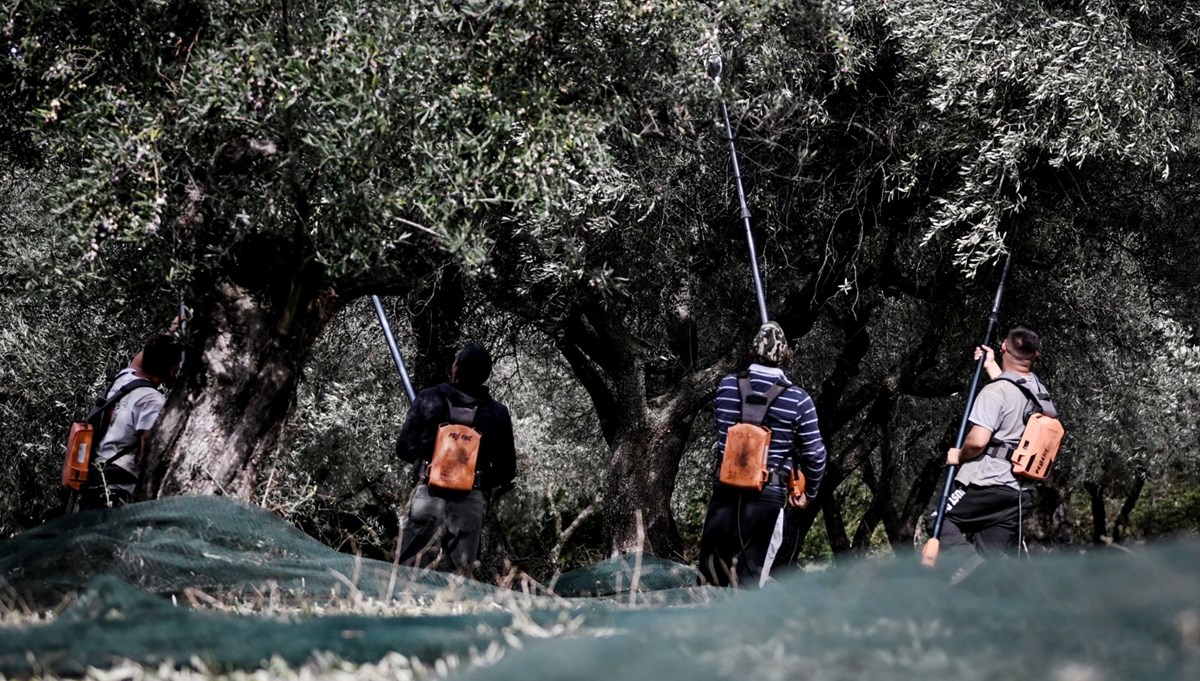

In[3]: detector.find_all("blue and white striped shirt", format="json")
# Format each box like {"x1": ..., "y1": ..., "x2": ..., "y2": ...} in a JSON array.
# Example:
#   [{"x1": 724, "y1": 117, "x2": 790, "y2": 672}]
[{"x1": 713, "y1": 363, "x2": 827, "y2": 499}]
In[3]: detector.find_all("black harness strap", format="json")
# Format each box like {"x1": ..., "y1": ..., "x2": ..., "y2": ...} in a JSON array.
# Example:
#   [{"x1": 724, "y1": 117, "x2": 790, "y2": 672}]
[
  {"x1": 766, "y1": 468, "x2": 792, "y2": 487},
  {"x1": 447, "y1": 400, "x2": 478, "y2": 427},
  {"x1": 89, "y1": 379, "x2": 157, "y2": 468},
  {"x1": 85, "y1": 378, "x2": 155, "y2": 424},
  {"x1": 997, "y1": 376, "x2": 1057, "y2": 419},
  {"x1": 986, "y1": 376, "x2": 1057, "y2": 460},
  {"x1": 439, "y1": 384, "x2": 482, "y2": 427},
  {"x1": 737, "y1": 377, "x2": 789, "y2": 426}
]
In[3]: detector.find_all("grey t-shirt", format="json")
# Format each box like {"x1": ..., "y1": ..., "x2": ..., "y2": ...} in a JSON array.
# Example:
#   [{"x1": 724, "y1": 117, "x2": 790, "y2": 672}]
[
  {"x1": 955, "y1": 371, "x2": 1054, "y2": 489},
  {"x1": 94, "y1": 369, "x2": 165, "y2": 488}
]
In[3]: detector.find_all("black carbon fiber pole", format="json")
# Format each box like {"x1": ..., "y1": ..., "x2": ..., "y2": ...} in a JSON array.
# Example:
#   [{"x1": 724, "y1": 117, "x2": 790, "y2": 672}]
[
  {"x1": 370, "y1": 295, "x2": 417, "y2": 404},
  {"x1": 922, "y1": 223, "x2": 1022, "y2": 567},
  {"x1": 710, "y1": 55, "x2": 770, "y2": 325}
]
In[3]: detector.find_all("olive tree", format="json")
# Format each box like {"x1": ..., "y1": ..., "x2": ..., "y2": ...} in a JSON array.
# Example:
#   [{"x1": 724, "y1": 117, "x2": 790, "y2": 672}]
[{"x1": 6, "y1": 0, "x2": 652, "y2": 499}]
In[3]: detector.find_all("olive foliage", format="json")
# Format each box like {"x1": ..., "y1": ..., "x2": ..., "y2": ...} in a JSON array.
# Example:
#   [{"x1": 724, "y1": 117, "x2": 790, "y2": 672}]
[{"x1": 1, "y1": 0, "x2": 1199, "y2": 565}]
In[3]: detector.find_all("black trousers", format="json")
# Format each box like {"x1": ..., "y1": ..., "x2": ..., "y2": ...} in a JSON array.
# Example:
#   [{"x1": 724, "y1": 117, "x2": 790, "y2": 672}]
[
  {"x1": 698, "y1": 487, "x2": 784, "y2": 588},
  {"x1": 78, "y1": 464, "x2": 138, "y2": 512},
  {"x1": 928, "y1": 480, "x2": 1033, "y2": 559},
  {"x1": 397, "y1": 484, "x2": 486, "y2": 578}
]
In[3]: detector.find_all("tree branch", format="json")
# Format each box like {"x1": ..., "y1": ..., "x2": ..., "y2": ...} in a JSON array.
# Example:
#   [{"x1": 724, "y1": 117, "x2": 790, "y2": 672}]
[{"x1": 556, "y1": 334, "x2": 619, "y2": 446}]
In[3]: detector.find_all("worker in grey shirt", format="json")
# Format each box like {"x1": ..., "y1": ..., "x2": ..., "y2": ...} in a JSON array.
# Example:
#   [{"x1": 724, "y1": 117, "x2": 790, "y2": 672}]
[
  {"x1": 80, "y1": 332, "x2": 183, "y2": 511},
  {"x1": 929, "y1": 325, "x2": 1058, "y2": 564}
]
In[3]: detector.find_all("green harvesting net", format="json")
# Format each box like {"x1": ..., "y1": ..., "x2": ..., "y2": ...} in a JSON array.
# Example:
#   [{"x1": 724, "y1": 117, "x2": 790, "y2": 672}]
[
  {"x1": 552, "y1": 553, "x2": 698, "y2": 597},
  {"x1": 0, "y1": 496, "x2": 505, "y2": 608},
  {"x1": 2, "y1": 496, "x2": 1198, "y2": 680}
]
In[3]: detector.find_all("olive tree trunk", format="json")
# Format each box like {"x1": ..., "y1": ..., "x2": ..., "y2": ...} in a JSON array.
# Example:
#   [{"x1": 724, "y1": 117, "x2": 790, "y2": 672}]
[
  {"x1": 557, "y1": 302, "x2": 729, "y2": 558},
  {"x1": 601, "y1": 375, "x2": 718, "y2": 556},
  {"x1": 143, "y1": 280, "x2": 341, "y2": 499}
]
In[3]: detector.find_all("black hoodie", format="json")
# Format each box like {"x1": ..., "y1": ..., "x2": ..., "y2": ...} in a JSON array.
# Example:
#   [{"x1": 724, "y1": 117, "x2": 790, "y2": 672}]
[{"x1": 395, "y1": 382, "x2": 517, "y2": 493}]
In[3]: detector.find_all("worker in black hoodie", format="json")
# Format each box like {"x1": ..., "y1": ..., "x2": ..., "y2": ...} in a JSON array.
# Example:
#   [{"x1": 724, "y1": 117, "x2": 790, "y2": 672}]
[{"x1": 395, "y1": 342, "x2": 517, "y2": 577}]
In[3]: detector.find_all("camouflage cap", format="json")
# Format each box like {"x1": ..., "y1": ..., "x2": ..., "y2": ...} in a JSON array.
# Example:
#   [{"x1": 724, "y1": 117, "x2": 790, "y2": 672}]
[{"x1": 751, "y1": 321, "x2": 790, "y2": 365}]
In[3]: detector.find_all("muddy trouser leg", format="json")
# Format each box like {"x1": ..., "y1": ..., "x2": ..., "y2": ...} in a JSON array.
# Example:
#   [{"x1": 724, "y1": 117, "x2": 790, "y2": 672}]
[
  {"x1": 443, "y1": 490, "x2": 486, "y2": 578},
  {"x1": 397, "y1": 485, "x2": 447, "y2": 570}
]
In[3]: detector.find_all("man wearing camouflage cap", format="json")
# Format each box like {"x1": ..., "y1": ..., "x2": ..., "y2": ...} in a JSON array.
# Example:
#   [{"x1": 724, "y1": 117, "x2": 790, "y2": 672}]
[{"x1": 698, "y1": 322, "x2": 827, "y2": 587}]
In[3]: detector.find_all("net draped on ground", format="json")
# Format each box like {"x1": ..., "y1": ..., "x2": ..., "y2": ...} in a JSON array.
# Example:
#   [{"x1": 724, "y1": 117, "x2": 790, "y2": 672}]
[{"x1": 1, "y1": 496, "x2": 1198, "y2": 680}]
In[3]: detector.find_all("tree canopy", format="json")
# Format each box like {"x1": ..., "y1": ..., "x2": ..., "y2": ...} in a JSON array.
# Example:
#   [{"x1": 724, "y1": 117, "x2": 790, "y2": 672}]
[{"x1": 2, "y1": 0, "x2": 1198, "y2": 564}]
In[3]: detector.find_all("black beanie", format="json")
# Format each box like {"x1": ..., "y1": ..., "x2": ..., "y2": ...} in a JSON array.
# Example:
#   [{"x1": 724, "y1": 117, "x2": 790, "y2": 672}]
[{"x1": 454, "y1": 342, "x2": 493, "y2": 386}]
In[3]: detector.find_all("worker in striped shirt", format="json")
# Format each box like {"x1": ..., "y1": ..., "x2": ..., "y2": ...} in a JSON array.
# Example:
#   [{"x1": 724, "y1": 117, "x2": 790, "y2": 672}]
[{"x1": 698, "y1": 321, "x2": 827, "y2": 587}]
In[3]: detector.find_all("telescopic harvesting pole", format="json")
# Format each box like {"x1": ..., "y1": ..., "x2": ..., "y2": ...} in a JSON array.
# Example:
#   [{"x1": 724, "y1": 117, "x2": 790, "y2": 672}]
[
  {"x1": 921, "y1": 224, "x2": 1022, "y2": 567},
  {"x1": 370, "y1": 295, "x2": 417, "y2": 404},
  {"x1": 710, "y1": 55, "x2": 770, "y2": 325},
  {"x1": 178, "y1": 293, "x2": 188, "y2": 369}
]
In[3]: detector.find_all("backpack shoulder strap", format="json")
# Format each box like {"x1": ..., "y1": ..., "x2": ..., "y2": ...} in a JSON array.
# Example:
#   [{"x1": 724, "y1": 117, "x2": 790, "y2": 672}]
[
  {"x1": 998, "y1": 377, "x2": 1042, "y2": 409},
  {"x1": 442, "y1": 391, "x2": 478, "y2": 427},
  {"x1": 763, "y1": 380, "x2": 789, "y2": 404},
  {"x1": 112, "y1": 379, "x2": 156, "y2": 404},
  {"x1": 997, "y1": 376, "x2": 1057, "y2": 419},
  {"x1": 738, "y1": 377, "x2": 790, "y2": 425},
  {"x1": 84, "y1": 378, "x2": 157, "y2": 468},
  {"x1": 85, "y1": 379, "x2": 156, "y2": 423}
]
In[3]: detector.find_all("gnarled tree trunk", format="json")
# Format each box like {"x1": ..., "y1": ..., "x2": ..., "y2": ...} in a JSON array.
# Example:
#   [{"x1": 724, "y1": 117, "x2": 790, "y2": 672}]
[
  {"x1": 558, "y1": 301, "x2": 730, "y2": 558},
  {"x1": 602, "y1": 386, "x2": 713, "y2": 557},
  {"x1": 1111, "y1": 476, "x2": 1145, "y2": 544},
  {"x1": 143, "y1": 279, "x2": 341, "y2": 499},
  {"x1": 1084, "y1": 481, "x2": 1107, "y2": 544}
]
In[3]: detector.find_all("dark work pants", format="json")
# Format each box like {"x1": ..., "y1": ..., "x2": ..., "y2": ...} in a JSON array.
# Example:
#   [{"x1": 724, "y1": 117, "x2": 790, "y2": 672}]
[
  {"x1": 397, "y1": 484, "x2": 485, "y2": 578},
  {"x1": 929, "y1": 481, "x2": 1033, "y2": 560},
  {"x1": 79, "y1": 465, "x2": 138, "y2": 512},
  {"x1": 698, "y1": 487, "x2": 784, "y2": 588}
]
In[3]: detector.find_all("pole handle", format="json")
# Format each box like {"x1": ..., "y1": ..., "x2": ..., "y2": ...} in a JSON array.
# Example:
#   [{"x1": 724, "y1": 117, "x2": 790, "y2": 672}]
[{"x1": 920, "y1": 537, "x2": 940, "y2": 567}]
